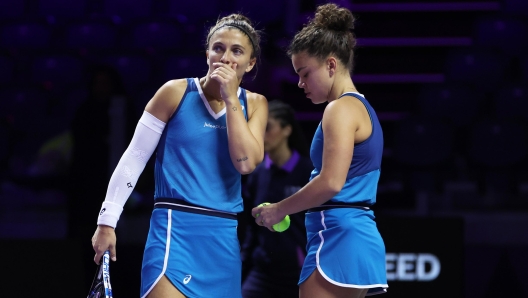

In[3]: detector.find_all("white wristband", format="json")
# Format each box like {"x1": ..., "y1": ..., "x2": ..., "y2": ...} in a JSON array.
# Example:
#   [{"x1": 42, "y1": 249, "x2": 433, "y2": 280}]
[{"x1": 97, "y1": 201, "x2": 124, "y2": 228}]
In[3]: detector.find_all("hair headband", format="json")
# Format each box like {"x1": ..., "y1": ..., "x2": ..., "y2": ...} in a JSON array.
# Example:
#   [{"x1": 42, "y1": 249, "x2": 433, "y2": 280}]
[{"x1": 207, "y1": 23, "x2": 256, "y2": 53}]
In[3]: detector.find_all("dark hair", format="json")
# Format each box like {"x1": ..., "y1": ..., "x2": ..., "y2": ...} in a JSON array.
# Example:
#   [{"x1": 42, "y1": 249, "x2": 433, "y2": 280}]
[
  {"x1": 206, "y1": 13, "x2": 261, "y2": 60},
  {"x1": 287, "y1": 3, "x2": 357, "y2": 71},
  {"x1": 268, "y1": 100, "x2": 310, "y2": 157}
]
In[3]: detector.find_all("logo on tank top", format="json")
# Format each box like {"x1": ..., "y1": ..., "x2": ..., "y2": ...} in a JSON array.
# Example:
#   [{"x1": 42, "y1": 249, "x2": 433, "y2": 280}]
[
  {"x1": 183, "y1": 274, "x2": 192, "y2": 284},
  {"x1": 204, "y1": 122, "x2": 226, "y2": 129}
]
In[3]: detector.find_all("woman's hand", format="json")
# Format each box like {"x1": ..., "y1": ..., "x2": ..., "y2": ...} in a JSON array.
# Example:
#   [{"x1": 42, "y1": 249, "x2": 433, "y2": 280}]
[
  {"x1": 210, "y1": 62, "x2": 239, "y2": 104},
  {"x1": 251, "y1": 202, "x2": 287, "y2": 232},
  {"x1": 92, "y1": 225, "x2": 117, "y2": 264}
]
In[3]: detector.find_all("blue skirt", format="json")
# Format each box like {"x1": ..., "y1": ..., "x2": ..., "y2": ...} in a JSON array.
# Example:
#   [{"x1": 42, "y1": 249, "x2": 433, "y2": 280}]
[
  {"x1": 140, "y1": 208, "x2": 242, "y2": 298},
  {"x1": 299, "y1": 208, "x2": 388, "y2": 296}
]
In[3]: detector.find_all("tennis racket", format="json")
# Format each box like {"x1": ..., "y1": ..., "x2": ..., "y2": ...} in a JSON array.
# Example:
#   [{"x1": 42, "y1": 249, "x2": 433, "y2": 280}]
[{"x1": 87, "y1": 250, "x2": 113, "y2": 298}]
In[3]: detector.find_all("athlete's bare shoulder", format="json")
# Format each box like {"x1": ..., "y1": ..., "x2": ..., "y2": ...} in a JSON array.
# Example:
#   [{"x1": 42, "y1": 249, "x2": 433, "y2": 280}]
[
  {"x1": 145, "y1": 79, "x2": 188, "y2": 122},
  {"x1": 244, "y1": 89, "x2": 268, "y2": 119},
  {"x1": 160, "y1": 79, "x2": 188, "y2": 104}
]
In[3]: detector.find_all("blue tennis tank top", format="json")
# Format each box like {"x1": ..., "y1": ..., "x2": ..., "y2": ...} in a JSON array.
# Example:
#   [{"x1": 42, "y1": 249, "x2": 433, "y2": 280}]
[
  {"x1": 309, "y1": 92, "x2": 383, "y2": 205},
  {"x1": 153, "y1": 78, "x2": 248, "y2": 213}
]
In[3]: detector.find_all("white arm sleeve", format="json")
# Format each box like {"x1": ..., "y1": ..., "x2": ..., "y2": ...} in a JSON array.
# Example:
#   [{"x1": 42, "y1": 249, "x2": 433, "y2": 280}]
[{"x1": 97, "y1": 111, "x2": 166, "y2": 228}]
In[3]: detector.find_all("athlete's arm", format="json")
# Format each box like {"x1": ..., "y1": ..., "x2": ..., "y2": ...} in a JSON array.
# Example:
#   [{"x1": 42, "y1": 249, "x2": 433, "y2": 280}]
[
  {"x1": 251, "y1": 98, "x2": 360, "y2": 226},
  {"x1": 225, "y1": 91, "x2": 267, "y2": 174},
  {"x1": 210, "y1": 62, "x2": 267, "y2": 174},
  {"x1": 92, "y1": 79, "x2": 187, "y2": 263}
]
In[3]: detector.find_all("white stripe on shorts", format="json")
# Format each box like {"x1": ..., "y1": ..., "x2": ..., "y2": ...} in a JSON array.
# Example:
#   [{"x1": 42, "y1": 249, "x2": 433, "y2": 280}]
[{"x1": 142, "y1": 209, "x2": 172, "y2": 298}]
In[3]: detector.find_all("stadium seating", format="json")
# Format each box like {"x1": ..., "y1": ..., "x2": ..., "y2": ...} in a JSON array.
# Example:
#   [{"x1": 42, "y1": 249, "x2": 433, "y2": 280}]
[
  {"x1": 0, "y1": 23, "x2": 51, "y2": 50},
  {"x1": 66, "y1": 23, "x2": 117, "y2": 50},
  {"x1": 444, "y1": 48, "x2": 508, "y2": 92},
  {"x1": 31, "y1": 55, "x2": 84, "y2": 89},
  {"x1": 473, "y1": 17, "x2": 528, "y2": 57},
  {"x1": 38, "y1": 0, "x2": 86, "y2": 20}
]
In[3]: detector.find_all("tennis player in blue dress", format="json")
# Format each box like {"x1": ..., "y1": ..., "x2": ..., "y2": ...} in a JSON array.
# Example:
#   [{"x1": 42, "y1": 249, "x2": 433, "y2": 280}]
[
  {"x1": 252, "y1": 4, "x2": 388, "y2": 298},
  {"x1": 90, "y1": 14, "x2": 268, "y2": 298}
]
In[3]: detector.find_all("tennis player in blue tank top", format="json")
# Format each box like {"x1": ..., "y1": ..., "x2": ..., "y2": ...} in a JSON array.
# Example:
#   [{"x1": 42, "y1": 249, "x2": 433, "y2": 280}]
[
  {"x1": 91, "y1": 14, "x2": 268, "y2": 298},
  {"x1": 252, "y1": 4, "x2": 388, "y2": 298}
]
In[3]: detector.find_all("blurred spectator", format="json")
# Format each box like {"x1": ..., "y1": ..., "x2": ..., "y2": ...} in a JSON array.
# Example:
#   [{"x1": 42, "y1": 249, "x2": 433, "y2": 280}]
[
  {"x1": 27, "y1": 130, "x2": 72, "y2": 177},
  {"x1": 241, "y1": 100, "x2": 312, "y2": 298},
  {"x1": 68, "y1": 65, "x2": 140, "y2": 237},
  {"x1": 67, "y1": 65, "x2": 141, "y2": 289}
]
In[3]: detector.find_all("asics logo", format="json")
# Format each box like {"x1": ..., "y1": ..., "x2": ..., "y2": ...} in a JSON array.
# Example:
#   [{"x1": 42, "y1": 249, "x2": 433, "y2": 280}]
[{"x1": 183, "y1": 275, "x2": 192, "y2": 284}]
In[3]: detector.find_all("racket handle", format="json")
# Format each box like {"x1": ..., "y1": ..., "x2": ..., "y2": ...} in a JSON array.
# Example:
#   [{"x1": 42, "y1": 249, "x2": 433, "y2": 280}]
[{"x1": 102, "y1": 250, "x2": 113, "y2": 298}]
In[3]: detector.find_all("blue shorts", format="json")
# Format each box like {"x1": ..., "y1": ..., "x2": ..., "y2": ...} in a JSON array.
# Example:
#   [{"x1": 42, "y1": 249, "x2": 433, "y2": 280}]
[
  {"x1": 299, "y1": 208, "x2": 388, "y2": 296},
  {"x1": 140, "y1": 208, "x2": 242, "y2": 298}
]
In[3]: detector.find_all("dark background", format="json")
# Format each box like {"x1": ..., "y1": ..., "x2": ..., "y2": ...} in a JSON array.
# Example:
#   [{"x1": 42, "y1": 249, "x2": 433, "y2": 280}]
[{"x1": 1, "y1": 0, "x2": 527, "y2": 297}]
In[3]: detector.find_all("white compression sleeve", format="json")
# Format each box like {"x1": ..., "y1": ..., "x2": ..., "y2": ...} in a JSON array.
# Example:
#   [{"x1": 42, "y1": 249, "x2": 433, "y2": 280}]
[{"x1": 97, "y1": 111, "x2": 166, "y2": 228}]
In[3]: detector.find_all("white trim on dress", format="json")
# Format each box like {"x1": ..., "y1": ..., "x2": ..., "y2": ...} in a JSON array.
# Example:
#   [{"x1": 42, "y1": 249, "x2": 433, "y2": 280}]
[
  {"x1": 193, "y1": 77, "x2": 241, "y2": 120},
  {"x1": 315, "y1": 210, "x2": 389, "y2": 292},
  {"x1": 141, "y1": 210, "x2": 172, "y2": 298}
]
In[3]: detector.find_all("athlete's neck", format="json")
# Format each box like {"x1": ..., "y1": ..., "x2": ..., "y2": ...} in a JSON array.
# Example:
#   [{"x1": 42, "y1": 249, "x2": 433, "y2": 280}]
[
  {"x1": 327, "y1": 74, "x2": 358, "y2": 102},
  {"x1": 200, "y1": 76, "x2": 223, "y2": 102}
]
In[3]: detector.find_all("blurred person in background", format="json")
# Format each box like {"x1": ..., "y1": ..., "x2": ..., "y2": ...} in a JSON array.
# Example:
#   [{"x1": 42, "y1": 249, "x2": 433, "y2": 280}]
[
  {"x1": 241, "y1": 99, "x2": 313, "y2": 298},
  {"x1": 67, "y1": 65, "x2": 139, "y2": 288}
]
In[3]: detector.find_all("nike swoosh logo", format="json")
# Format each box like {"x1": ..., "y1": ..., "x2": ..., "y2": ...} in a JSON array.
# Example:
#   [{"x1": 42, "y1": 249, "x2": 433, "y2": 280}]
[{"x1": 183, "y1": 275, "x2": 192, "y2": 284}]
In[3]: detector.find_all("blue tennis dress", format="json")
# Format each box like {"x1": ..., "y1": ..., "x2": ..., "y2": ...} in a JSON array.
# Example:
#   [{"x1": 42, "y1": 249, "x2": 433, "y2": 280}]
[
  {"x1": 299, "y1": 92, "x2": 388, "y2": 295},
  {"x1": 140, "y1": 78, "x2": 247, "y2": 298}
]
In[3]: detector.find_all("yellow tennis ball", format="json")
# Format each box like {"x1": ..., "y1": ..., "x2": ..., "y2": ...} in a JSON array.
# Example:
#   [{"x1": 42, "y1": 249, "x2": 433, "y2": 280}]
[
  {"x1": 273, "y1": 214, "x2": 290, "y2": 232},
  {"x1": 256, "y1": 202, "x2": 290, "y2": 232}
]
